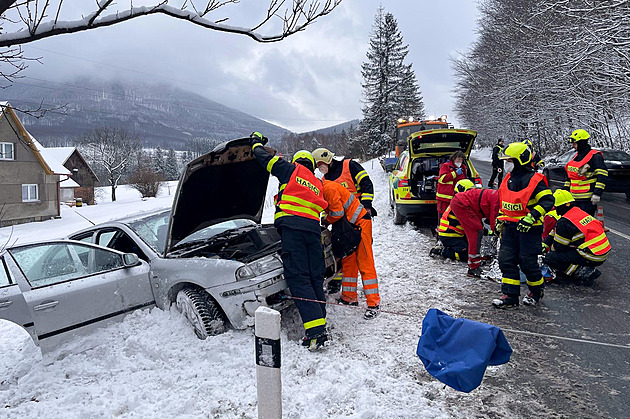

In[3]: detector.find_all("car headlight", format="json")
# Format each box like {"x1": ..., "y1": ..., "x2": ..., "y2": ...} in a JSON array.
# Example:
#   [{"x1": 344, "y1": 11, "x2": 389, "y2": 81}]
[{"x1": 235, "y1": 254, "x2": 283, "y2": 281}]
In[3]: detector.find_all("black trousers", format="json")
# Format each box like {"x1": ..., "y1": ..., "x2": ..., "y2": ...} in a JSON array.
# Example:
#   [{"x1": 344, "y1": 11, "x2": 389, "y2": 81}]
[
  {"x1": 498, "y1": 223, "x2": 544, "y2": 296},
  {"x1": 440, "y1": 235, "x2": 468, "y2": 261},
  {"x1": 488, "y1": 166, "x2": 503, "y2": 188},
  {"x1": 574, "y1": 199, "x2": 597, "y2": 217},
  {"x1": 280, "y1": 227, "x2": 327, "y2": 338},
  {"x1": 544, "y1": 248, "x2": 603, "y2": 276}
]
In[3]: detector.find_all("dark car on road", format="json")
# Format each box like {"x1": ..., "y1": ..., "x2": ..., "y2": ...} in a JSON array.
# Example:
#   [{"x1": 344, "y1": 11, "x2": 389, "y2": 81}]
[{"x1": 544, "y1": 148, "x2": 630, "y2": 201}]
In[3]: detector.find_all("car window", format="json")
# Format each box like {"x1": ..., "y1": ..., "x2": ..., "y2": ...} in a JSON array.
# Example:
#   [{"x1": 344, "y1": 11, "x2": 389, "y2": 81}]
[
  {"x1": 8, "y1": 243, "x2": 125, "y2": 288},
  {"x1": 0, "y1": 257, "x2": 11, "y2": 287},
  {"x1": 602, "y1": 150, "x2": 630, "y2": 161},
  {"x1": 560, "y1": 150, "x2": 575, "y2": 164},
  {"x1": 129, "y1": 212, "x2": 170, "y2": 254},
  {"x1": 97, "y1": 230, "x2": 147, "y2": 261}
]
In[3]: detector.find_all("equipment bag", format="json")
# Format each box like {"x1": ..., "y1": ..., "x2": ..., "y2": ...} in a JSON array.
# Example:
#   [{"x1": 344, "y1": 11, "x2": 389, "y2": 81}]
[
  {"x1": 331, "y1": 216, "x2": 362, "y2": 259},
  {"x1": 417, "y1": 308, "x2": 512, "y2": 393}
]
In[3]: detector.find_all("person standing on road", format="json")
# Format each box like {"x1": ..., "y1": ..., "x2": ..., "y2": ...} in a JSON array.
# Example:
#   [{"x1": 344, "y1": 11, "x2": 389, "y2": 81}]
[
  {"x1": 563, "y1": 129, "x2": 608, "y2": 216},
  {"x1": 450, "y1": 180, "x2": 501, "y2": 278},
  {"x1": 493, "y1": 142, "x2": 554, "y2": 309},
  {"x1": 437, "y1": 150, "x2": 468, "y2": 221},
  {"x1": 251, "y1": 132, "x2": 329, "y2": 351},
  {"x1": 488, "y1": 138, "x2": 505, "y2": 188},
  {"x1": 321, "y1": 179, "x2": 381, "y2": 320},
  {"x1": 312, "y1": 147, "x2": 376, "y2": 294},
  {"x1": 543, "y1": 190, "x2": 611, "y2": 285}
]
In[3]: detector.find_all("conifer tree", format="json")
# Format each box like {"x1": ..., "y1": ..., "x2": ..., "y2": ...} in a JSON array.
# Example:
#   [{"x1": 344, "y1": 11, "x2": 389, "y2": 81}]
[
  {"x1": 164, "y1": 148, "x2": 181, "y2": 180},
  {"x1": 360, "y1": 6, "x2": 425, "y2": 157}
]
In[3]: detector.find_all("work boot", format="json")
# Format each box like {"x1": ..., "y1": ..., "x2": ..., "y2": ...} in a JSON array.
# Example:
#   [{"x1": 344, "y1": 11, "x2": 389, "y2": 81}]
[
  {"x1": 327, "y1": 279, "x2": 342, "y2": 294},
  {"x1": 429, "y1": 246, "x2": 443, "y2": 259},
  {"x1": 522, "y1": 290, "x2": 544, "y2": 306},
  {"x1": 364, "y1": 306, "x2": 380, "y2": 320},
  {"x1": 492, "y1": 294, "x2": 519, "y2": 309},
  {"x1": 301, "y1": 333, "x2": 329, "y2": 351},
  {"x1": 337, "y1": 297, "x2": 358, "y2": 306},
  {"x1": 467, "y1": 267, "x2": 482, "y2": 278},
  {"x1": 574, "y1": 266, "x2": 601, "y2": 286}
]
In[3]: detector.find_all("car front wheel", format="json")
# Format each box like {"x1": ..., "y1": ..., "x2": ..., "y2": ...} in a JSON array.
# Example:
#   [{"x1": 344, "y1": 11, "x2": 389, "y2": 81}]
[{"x1": 176, "y1": 288, "x2": 227, "y2": 339}]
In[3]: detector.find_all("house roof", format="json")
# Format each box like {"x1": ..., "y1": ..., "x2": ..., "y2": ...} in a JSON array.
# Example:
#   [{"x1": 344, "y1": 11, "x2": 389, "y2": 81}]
[
  {"x1": 46, "y1": 146, "x2": 100, "y2": 182},
  {"x1": 30, "y1": 137, "x2": 71, "y2": 176},
  {"x1": 60, "y1": 177, "x2": 80, "y2": 188}
]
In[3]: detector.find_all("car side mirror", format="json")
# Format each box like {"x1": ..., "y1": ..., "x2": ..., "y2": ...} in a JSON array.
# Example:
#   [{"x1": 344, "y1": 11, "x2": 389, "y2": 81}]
[{"x1": 123, "y1": 253, "x2": 141, "y2": 267}]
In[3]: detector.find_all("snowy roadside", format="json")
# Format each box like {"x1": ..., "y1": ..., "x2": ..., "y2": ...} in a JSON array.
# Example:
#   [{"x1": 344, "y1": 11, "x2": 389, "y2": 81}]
[
  {"x1": 470, "y1": 147, "x2": 492, "y2": 162},
  {"x1": 0, "y1": 162, "x2": 515, "y2": 418}
]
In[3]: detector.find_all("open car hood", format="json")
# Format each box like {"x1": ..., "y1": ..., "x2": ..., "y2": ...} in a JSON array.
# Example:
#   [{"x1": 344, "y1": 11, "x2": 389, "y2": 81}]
[
  {"x1": 408, "y1": 129, "x2": 477, "y2": 158},
  {"x1": 164, "y1": 138, "x2": 273, "y2": 253}
]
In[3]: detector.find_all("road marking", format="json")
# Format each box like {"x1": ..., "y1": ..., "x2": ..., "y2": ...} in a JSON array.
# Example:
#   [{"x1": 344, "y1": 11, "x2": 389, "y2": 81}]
[{"x1": 608, "y1": 227, "x2": 630, "y2": 241}]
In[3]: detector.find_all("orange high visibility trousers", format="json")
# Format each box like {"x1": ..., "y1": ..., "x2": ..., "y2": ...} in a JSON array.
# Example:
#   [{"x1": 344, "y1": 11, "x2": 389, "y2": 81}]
[{"x1": 341, "y1": 217, "x2": 381, "y2": 307}]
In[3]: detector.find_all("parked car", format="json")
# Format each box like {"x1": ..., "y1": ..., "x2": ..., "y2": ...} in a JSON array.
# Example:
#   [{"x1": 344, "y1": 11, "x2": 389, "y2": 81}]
[
  {"x1": 544, "y1": 148, "x2": 630, "y2": 201},
  {"x1": 388, "y1": 129, "x2": 481, "y2": 224},
  {"x1": 0, "y1": 138, "x2": 336, "y2": 349}
]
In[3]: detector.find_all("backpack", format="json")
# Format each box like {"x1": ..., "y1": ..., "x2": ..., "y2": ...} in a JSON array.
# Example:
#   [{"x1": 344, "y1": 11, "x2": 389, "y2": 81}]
[{"x1": 331, "y1": 216, "x2": 362, "y2": 259}]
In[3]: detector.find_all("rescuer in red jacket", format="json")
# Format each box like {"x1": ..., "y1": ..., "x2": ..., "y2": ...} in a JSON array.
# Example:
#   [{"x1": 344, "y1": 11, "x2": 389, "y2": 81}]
[
  {"x1": 437, "y1": 150, "x2": 469, "y2": 221},
  {"x1": 449, "y1": 182, "x2": 501, "y2": 278}
]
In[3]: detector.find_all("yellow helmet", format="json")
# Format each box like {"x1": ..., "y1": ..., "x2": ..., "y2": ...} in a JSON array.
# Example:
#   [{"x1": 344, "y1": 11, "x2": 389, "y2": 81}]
[
  {"x1": 500, "y1": 142, "x2": 532, "y2": 165},
  {"x1": 455, "y1": 179, "x2": 475, "y2": 194},
  {"x1": 312, "y1": 148, "x2": 334, "y2": 165},
  {"x1": 553, "y1": 189, "x2": 575, "y2": 207},
  {"x1": 569, "y1": 129, "x2": 590, "y2": 143},
  {"x1": 292, "y1": 150, "x2": 315, "y2": 171},
  {"x1": 523, "y1": 139, "x2": 533, "y2": 149}
]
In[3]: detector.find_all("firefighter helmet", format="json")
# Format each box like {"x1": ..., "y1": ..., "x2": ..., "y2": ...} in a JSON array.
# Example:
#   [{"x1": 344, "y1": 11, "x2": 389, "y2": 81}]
[
  {"x1": 499, "y1": 142, "x2": 532, "y2": 165},
  {"x1": 523, "y1": 139, "x2": 533, "y2": 149},
  {"x1": 553, "y1": 189, "x2": 575, "y2": 207},
  {"x1": 292, "y1": 150, "x2": 315, "y2": 171},
  {"x1": 455, "y1": 179, "x2": 475, "y2": 194},
  {"x1": 569, "y1": 129, "x2": 590, "y2": 143},
  {"x1": 312, "y1": 148, "x2": 334, "y2": 165}
]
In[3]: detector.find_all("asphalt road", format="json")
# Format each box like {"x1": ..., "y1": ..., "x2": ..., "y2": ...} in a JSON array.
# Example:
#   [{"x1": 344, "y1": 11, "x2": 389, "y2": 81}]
[{"x1": 469, "y1": 157, "x2": 630, "y2": 418}]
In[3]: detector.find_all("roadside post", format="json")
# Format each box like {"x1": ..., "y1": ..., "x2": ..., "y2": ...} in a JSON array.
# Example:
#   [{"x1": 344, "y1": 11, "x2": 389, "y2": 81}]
[{"x1": 255, "y1": 307, "x2": 282, "y2": 419}]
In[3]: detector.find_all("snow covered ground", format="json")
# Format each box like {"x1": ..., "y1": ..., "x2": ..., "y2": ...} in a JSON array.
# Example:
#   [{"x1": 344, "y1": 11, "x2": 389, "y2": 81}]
[{"x1": 0, "y1": 163, "x2": 513, "y2": 418}]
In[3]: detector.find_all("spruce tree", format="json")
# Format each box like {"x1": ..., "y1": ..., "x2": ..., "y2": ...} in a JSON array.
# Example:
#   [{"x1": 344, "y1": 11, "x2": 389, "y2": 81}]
[
  {"x1": 164, "y1": 148, "x2": 181, "y2": 180},
  {"x1": 360, "y1": 6, "x2": 425, "y2": 157}
]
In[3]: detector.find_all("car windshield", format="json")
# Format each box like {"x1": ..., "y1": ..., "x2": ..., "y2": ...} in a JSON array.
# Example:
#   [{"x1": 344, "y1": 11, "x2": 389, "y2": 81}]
[
  {"x1": 602, "y1": 150, "x2": 630, "y2": 161},
  {"x1": 128, "y1": 211, "x2": 171, "y2": 254},
  {"x1": 174, "y1": 219, "x2": 257, "y2": 248}
]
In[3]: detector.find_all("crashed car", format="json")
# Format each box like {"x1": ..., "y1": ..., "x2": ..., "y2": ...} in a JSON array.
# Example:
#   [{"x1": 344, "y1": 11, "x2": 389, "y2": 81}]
[{"x1": 0, "y1": 138, "x2": 335, "y2": 348}]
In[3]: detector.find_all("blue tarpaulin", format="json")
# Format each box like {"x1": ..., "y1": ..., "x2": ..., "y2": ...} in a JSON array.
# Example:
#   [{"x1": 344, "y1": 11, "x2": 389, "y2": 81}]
[{"x1": 416, "y1": 308, "x2": 512, "y2": 393}]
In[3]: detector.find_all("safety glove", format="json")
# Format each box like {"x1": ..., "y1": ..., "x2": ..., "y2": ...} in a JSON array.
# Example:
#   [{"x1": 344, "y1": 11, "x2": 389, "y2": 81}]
[
  {"x1": 494, "y1": 219, "x2": 504, "y2": 237},
  {"x1": 250, "y1": 131, "x2": 268, "y2": 146},
  {"x1": 591, "y1": 194, "x2": 601, "y2": 204},
  {"x1": 455, "y1": 167, "x2": 464, "y2": 176},
  {"x1": 484, "y1": 228, "x2": 494, "y2": 236},
  {"x1": 577, "y1": 163, "x2": 590, "y2": 176},
  {"x1": 542, "y1": 242, "x2": 550, "y2": 254},
  {"x1": 516, "y1": 213, "x2": 535, "y2": 233}
]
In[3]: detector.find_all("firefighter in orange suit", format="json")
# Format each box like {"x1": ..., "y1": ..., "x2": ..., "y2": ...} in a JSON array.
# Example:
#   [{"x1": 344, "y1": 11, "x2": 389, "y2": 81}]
[
  {"x1": 493, "y1": 142, "x2": 554, "y2": 309},
  {"x1": 251, "y1": 133, "x2": 329, "y2": 351},
  {"x1": 313, "y1": 147, "x2": 376, "y2": 295},
  {"x1": 543, "y1": 190, "x2": 610, "y2": 285},
  {"x1": 321, "y1": 179, "x2": 381, "y2": 320}
]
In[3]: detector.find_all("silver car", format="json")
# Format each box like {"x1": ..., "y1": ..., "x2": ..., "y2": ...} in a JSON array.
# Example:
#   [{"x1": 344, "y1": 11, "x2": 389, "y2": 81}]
[{"x1": 0, "y1": 138, "x2": 335, "y2": 348}]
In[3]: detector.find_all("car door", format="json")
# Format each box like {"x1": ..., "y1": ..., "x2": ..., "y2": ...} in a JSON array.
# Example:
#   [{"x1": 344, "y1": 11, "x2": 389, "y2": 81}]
[
  {"x1": 6, "y1": 241, "x2": 153, "y2": 348},
  {"x1": 0, "y1": 255, "x2": 37, "y2": 342}
]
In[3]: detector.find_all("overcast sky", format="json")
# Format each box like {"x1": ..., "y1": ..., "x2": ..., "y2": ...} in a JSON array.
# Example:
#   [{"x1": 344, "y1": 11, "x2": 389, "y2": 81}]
[{"x1": 18, "y1": 1, "x2": 479, "y2": 133}]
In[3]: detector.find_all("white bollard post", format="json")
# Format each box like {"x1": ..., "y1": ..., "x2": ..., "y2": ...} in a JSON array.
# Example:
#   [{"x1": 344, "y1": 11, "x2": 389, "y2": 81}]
[{"x1": 255, "y1": 306, "x2": 282, "y2": 419}]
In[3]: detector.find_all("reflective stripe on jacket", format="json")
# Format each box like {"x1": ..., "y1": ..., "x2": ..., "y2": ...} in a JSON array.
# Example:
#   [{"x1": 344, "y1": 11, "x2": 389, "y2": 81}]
[
  {"x1": 564, "y1": 207, "x2": 611, "y2": 258},
  {"x1": 565, "y1": 149, "x2": 602, "y2": 199},
  {"x1": 498, "y1": 172, "x2": 545, "y2": 223},
  {"x1": 322, "y1": 179, "x2": 367, "y2": 225},
  {"x1": 438, "y1": 205, "x2": 465, "y2": 238},
  {"x1": 436, "y1": 160, "x2": 468, "y2": 202},
  {"x1": 335, "y1": 159, "x2": 361, "y2": 199},
  {"x1": 275, "y1": 164, "x2": 328, "y2": 222}
]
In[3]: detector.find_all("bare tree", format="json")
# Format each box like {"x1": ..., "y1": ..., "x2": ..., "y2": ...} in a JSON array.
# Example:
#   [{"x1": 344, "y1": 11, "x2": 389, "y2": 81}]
[
  {"x1": 128, "y1": 166, "x2": 164, "y2": 199},
  {"x1": 0, "y1": 0, "x2": 342, "y2": 81},
  {"x1": 80, "y1": 127, "x2": 142, "y2": 202}
]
